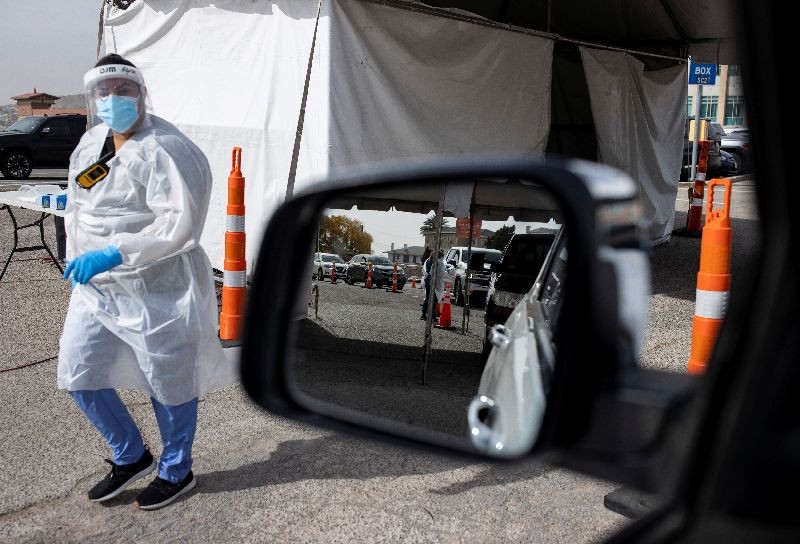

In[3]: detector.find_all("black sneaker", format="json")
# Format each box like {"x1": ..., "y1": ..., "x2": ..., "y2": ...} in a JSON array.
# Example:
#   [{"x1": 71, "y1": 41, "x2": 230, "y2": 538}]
[
  {"x1": 88, "y1": 448, "x2": 156, "y2": 502},
  {"x1": 135, "y1": 472, "x2": 196, "y2": 510}
]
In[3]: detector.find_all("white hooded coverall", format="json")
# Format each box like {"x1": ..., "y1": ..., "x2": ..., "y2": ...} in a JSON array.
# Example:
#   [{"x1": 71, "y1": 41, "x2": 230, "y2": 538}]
[{"x1": 58, "y1": 115, "x2": 236, "y2": 405}]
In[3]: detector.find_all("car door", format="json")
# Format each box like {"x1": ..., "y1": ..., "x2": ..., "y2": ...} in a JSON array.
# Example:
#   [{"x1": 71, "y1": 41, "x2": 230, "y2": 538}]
[
  {"x1": 351, "y1": 255, "x2": 366, "y2": 282},
  {"x1": 34, "y1": 117, "x2": 74, "y2": 166}
]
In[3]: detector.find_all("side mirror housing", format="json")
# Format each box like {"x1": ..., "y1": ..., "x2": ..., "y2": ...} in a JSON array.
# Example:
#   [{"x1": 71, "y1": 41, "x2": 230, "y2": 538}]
[{"x1": 240, "y1": 158, "x2": 696, "y2": 493}]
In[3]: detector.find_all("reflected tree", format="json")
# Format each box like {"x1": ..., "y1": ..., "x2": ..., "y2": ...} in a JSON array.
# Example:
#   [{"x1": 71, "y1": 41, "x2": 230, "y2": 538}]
[{"x1": 319, "y1": 215, "x2": 373, "y2": 257}]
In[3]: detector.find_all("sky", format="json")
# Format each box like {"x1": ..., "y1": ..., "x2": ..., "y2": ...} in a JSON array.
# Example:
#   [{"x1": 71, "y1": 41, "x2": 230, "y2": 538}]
[{"x1": 0, "y1": 1, "x2": 100, "y2": 103}]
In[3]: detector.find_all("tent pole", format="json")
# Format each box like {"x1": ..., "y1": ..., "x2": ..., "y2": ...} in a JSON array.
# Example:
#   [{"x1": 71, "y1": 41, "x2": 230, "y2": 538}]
[
  {"x1": 422, "y1": 185, "x2": 447, "y2": 385},
  {"x1": 462, "y1": 183, "x2": 476, "y2": 335},
  {"x1": 286, "y1": 0, "x2": 323, "y2": 201}
]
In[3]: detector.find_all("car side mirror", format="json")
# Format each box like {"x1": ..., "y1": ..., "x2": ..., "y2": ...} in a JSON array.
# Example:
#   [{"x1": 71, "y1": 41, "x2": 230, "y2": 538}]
[
  {"x1": 241, "y1": 158, "x2": 696, "y2": 492},
  {"x1": 39, "y1": 127, "x2": 53, "y2": 136}
]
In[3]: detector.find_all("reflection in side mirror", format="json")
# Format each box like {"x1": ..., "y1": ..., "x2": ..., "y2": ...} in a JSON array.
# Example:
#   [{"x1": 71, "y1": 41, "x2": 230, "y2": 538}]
[
  {"x1": 468, "y1": 253, "x2": 485, "y2": 270},
  {"x1": 288, "y1": 178, "x2": 565, "y2": 458},
  {"x1": 40, "y1": 127, "x2": 53, "y2": 136}
]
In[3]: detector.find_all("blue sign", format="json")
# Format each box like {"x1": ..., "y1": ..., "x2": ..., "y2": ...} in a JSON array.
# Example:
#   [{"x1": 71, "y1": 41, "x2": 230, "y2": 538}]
[{"x1": 689, "y1": 62, "x2": 717, "y2": 85}]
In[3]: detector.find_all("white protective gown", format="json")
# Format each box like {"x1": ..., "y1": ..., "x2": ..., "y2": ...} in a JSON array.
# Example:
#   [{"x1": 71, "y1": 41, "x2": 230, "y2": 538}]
[{"x1": 58, "y1": 115, "x2": 236, "y2": 406}]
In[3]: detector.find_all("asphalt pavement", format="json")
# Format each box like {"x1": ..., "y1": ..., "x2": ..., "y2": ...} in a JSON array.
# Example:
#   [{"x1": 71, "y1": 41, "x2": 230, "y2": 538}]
[{"x1": 0, "y1": 174, "x2": 760, "y2": 543}]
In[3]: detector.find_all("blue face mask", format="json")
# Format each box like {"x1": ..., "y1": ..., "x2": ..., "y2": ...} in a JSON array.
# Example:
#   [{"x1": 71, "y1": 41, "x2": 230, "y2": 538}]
[{"x1": 94, "y1": 95, "x2": 139, "y2": 133}]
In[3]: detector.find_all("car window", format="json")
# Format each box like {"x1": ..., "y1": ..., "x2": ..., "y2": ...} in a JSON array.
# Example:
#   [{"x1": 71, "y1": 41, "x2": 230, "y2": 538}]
[
  {"x1": 503, "y1": 236, "x2": 554, "y2": 274},
  {"x1": 43, "y1": 118, "x2": 71, "y2": 137},
  {"x1": 6, "y1": 116, "x2": 45, "y2": 133},
  {"x1": 370, "y1": 257, "x2": 392, "y2": 266},
  {"x1": 539, "y1": 242, "x2": 567, "y2": 327}
]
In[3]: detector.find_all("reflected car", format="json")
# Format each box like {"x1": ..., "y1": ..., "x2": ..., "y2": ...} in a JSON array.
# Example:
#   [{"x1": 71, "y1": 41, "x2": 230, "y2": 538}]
[
  {"x1": 346, "y1": 254, "x2": 407, "y2": 289},
  {"x1": 484, "y1": 230, "x2": 557, "y2": 355},
  {"x1": 313, "y1": 252, "x2": 347, "y2": 280},
  {"x1": 445, "y1": 246, "x2": 502, "y2": 306},
  {"x1": 469, "y1": 226, "x2": 567, "y2": 456}
]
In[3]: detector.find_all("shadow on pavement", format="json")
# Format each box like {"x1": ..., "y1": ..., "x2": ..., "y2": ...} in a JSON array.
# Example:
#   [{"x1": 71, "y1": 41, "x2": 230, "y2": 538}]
[
  {"x1": 197, "y1": 434, "x2": 469, "y2": 495},
  {"x1": 430, "y1": 459, "x2": 553, "y2": 496}
]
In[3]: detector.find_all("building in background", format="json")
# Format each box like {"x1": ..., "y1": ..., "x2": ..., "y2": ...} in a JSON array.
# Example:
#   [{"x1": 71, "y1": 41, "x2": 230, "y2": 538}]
[
  {"x1": 10, "y1": 90, "x2": 87, "y2": 119},
  {"x1": 385, "y1": 243, "x2": 426, "y2": 265},
  {"x1": 422, "y1": 227, "x2": 494, "y2": 252},
  {"x1": 687, "y1": 64, "x2": 746, "y2": 129}
]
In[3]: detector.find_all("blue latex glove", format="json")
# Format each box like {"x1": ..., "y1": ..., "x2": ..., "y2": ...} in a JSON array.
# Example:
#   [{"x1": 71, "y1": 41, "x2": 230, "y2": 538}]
[{"x1": 64, "y1": 246, "x2": 122, "y2": 284}]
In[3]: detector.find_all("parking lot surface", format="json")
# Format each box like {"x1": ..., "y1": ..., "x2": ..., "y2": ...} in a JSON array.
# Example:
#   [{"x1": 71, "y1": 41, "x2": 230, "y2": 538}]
[{"x1": 0, "y1": 176, "x2": 759, "y2": 543}]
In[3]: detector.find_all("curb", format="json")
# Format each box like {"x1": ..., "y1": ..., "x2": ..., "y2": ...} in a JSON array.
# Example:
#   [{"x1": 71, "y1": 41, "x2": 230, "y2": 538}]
[{"x1": 603, "y1": 486, "x2": 660, "y2": 519}]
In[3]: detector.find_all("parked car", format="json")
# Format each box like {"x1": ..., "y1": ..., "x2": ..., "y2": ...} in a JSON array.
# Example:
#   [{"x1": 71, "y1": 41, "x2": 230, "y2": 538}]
[
  {"x1": 681, "y1": 117, "x2": 722, "y2": 181},
  {"x1": 470, "y1": 226, "x2": 566, "y2": 454},
  {"x1": 312, "y1": 252, "x2": 347, "y2": 280},
  {"x1": 444, "y1": 246, "x2": 502, "y2": 306},
  {"x1": 718, "y1": 149, "x2": 738, "y2": 177},
  {"x1": 345, "y1": 254, "x2": 406, "y2": 289},
  {"x1": 482, "y1": 231, "x2": 557, "y2": 360},
  {"x1": 720, "y1": 128, "x2": 752, "y2": 174},
  {"x1": 0, "y1": 114, "x2": 87, "y2": 179}
]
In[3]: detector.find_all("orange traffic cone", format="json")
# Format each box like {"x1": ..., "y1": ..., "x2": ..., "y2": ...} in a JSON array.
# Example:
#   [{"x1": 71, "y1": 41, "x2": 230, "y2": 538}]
[
  {"x1": 688, "y1": 178, "x2": 733, "y2": 374},
  {"x1": 435, "y1": 282, "x2": 455, "y2": 330},
  {"x1": 411, "y1": 277, "x2": 417, "y2": 289},
  {"x1": 686, "y1": 140, "x2": 710, "y2": 234},
  {"x1": 330, "y1": 263, "x2": 336, "y2": 284},
  {"x1": 220, "y1": 147, "x2": 246, "y2": 341}
]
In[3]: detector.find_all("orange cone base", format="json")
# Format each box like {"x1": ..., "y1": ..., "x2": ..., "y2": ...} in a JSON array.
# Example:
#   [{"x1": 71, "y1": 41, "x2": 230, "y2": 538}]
[
  {"x1": 688, "y1": 316, "x2": 723, "y2": 374},
  {"x1": 435, "y1": 301, "x2": 454, "y2": 329},
  {"x1": 220, "y1": 314, "x2": 244, "y2": 341}
]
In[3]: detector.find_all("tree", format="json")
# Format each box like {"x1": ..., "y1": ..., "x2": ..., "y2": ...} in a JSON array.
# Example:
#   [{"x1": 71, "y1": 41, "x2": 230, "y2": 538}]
[
  {"x1": 419, "y1": 213, "x2": 451, "y2": 235},
  {"x1": 486, "y1": 225, "x2": 515, "y2": 251},
  {"x1": 319, "y1": 215, "x2": 373, "y2": 258}
]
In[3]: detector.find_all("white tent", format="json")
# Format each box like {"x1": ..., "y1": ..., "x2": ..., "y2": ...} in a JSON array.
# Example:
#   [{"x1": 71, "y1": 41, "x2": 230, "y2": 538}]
[{"x1": 101, "y1": 0, "x2": 736, "y2": 267}]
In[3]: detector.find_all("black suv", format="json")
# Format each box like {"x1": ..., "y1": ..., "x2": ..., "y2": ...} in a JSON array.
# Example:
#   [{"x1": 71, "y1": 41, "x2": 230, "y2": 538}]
[
  {"x1": 345, "y1": 254, "x2": 407, "y2": 289},
  {"x1": 484, "y1": 231, "x2": 557, "y2": 346},
  {"x1": 0, "y1": 115, "x2": 87, "y2": 179}
]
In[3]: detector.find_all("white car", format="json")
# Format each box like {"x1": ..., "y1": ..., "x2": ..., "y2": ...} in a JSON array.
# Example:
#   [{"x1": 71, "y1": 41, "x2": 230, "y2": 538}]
[
  {"x1": 312, "y1": 252, "x2": 347, "y2": 280},
  {"x1": 444, "y1": 246, "x2": 503, "y2": 306},
  {"x1": 468, "y1": 226, "x2": 567, "y2": 457}
]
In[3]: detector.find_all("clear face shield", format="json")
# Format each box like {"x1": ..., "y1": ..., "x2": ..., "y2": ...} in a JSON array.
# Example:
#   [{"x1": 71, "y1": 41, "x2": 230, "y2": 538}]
[{"x1": 83, "y1": 64, "x2": 151, "y2": 133}]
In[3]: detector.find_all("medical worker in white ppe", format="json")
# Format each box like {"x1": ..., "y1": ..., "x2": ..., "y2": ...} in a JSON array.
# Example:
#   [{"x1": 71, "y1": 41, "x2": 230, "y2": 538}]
[{"x1": 58, "y1": 54, "x2": 236, "y2": 510}]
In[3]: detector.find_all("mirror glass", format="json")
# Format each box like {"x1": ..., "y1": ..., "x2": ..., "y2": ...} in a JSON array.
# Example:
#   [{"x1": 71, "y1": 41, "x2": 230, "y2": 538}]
[{"x1": 289, "y1": 178, "x2": 566, "y2": 458}]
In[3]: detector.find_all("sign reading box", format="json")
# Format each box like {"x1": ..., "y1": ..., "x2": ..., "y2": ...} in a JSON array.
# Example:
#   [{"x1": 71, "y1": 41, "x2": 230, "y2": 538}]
[{"x1": 689, "y1": 61, "x2": 717, "y2": 85}]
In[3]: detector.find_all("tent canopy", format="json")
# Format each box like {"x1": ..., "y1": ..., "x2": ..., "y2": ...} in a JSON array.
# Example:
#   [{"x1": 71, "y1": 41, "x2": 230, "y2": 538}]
[
  {"x1": 326, "y1": 178, "x2": 562, "y2": 222},
  {"x1": 420, "y1": 0, "x2": 737, "y2": 64}
]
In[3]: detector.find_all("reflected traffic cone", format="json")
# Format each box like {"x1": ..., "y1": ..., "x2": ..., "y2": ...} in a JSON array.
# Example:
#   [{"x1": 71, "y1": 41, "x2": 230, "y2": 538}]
[
  {"x1": 435, "y1": 283, "x2": 455, "y2": 330},
  {"x1": 411, "y1": 277, "x2": 417, "y2": 289},
  {"x1": 330, "y1": 264, "x2": 336, "y2": 284}
]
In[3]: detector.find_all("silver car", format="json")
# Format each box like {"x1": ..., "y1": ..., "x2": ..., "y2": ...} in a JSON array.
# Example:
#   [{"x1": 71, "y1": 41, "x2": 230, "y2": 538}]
[{"x1": 468, "y1": 226, "x2": 567, "y2": 457}]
